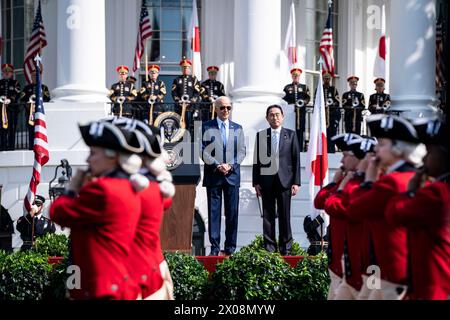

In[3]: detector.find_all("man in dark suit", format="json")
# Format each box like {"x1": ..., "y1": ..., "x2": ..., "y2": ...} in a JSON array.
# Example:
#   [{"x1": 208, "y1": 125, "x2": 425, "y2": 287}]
[
  {"x1": 252, "y1": 105, "x2": 301, "y2": 255},
  {"x1": 201, "y1": 96, "x2": 246, "y2": 256}
]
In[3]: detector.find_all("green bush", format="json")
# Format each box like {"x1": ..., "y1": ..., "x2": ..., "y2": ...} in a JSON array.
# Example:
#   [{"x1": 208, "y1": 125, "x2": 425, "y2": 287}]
[
  {"x1": 164, "y1": 252, "x2": 209, "y2": 300},
  {"x1": 287, "y1": 252, "x2": 330, "y2": 300},
  {"x1": 210, "y1": 247, "x2": 293, "y2": 300},
  {"x1": 247, "y1": 234, "x2": 308, "y2": 256},
  {"x1": 33, "y1": 233, "x2": 69, "y2": 257},
  {"x1": 44, "y1": 256, "x2": 70, "y2": 300},
  {"x1": 0, "y1": 251, "x2": 52, "y2": 300}
]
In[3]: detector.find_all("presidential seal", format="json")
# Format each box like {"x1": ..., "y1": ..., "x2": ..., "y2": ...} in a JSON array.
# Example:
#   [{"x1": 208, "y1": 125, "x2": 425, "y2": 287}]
[
  {"x1": 164, "y1": 143, "x2": 183, "y2": 171},
  {"x1": 154, "y1": 112, "x2": 185, "y2": 143}
]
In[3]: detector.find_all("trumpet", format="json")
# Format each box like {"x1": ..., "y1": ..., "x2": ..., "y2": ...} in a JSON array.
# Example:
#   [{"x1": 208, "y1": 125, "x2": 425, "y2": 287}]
[
  {"x1": 326, "y1": 98, "x2": 334, "y2": 106},
  {"x1": 0, "y1": 95, "x2": 11, "y2": 129},
  {"x1": 210, "y1": 95, "x2": 218, "y2": 120},
  {"x1": 295, "y1": 99, "x2": 305, "y2": 108},
  {"x1": 148, "y1": 96, "x2": 156, "y2": 125},
  {"x1": 180, "y1": 94, "x2": 190, "y2": 127},
  {"x1": 28, "y1": 94, "x2": 36, "y2": 126},
  {"x1": 352, "y1": 97, "x2": 359, "y2": 107},
  {"x1": 383, "y1": 100, "x2": 391, "y2": 110},
  {"x1": 181, "y1": 94, "x2": 190, "y2": 104},
  {"x1": 117, "y1": 96, "x2": 126, "y2": 118}
]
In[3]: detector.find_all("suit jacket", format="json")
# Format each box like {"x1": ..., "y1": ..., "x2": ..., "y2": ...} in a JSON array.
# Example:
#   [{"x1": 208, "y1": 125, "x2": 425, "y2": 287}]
[
  {"x1": 201, "y1": 119, "x2": 246, "y2": 187},
  {"x1": 252, "y1": 127, "x2": 301, "y2": 189}
]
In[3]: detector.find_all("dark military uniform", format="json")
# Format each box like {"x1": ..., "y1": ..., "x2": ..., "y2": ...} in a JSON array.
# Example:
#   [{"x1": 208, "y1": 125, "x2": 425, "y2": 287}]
[
  {"x1": 0, "y1": 78, "x2": 21, "y2": 151},
  {"x1": 139, "y1": 79, "x2": 166, "y2": 123},
  {"x1": 16, "y1": 213, "x2": 56, "y2": 251},
  {"x1": 20, "y1": 84, "x2": 51, "y2": 150},
  {"x1": 368, "y1": 92, "x2": 391, "y2": 114},
  {"x1": 200, "y1": 79, "x2": 225, "y2": 120},
  {"x1": 108, "y1": 81, "x2": 138, "y2": 118},
  {"x1": 342, "y1": 90, "x2": 365, "y2": 134},
  {"x1": 283, "y1": 82, "x2": 310, "y2": 151},
  {"x1": 171, "y1": 75, "x2": 202, "y2": 128},
  {"x1": 315, "y1": 85, "x2": 341, "y2": 153},
  {"x1": 303, "y1": 215, "x2": 329, "y2": 256}
]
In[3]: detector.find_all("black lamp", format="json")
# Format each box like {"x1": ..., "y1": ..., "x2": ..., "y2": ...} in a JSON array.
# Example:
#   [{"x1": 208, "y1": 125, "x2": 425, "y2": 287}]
[{"x1": 49, "y1": 159, "x2": 72, "y2": 201}]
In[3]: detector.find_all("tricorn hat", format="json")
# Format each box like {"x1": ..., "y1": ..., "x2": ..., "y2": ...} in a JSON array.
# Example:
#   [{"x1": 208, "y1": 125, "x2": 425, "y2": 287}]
[
  {"x1": 367, "y1": 114, "x2": 419, "y2": 143},
  {"x1": 412, "y1": 117, "x2": 447, "y2": 148},
  {"x1": 79, "y1": 121, "x2": 145, "y2": 154},
  {"x1": 347, "y1": 136, "x2": 378, "y2": 159},
  {"x1": 102, "y1": 117, "x2": 162, "y2": 158},
  {"x1": 331, "y1": 133, "x2": 362, "y2": 152}
]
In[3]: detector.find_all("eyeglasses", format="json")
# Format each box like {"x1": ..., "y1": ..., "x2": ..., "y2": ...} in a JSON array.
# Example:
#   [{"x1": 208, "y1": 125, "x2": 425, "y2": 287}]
[{"x1": 220, "y1": 106, "x2": 232, "y2": 111}]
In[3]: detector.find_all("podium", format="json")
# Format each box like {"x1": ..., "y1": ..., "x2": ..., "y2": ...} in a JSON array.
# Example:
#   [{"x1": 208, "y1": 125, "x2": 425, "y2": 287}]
[{"x1": 160, "y1": 143, "x2": 201, "y2": 253}]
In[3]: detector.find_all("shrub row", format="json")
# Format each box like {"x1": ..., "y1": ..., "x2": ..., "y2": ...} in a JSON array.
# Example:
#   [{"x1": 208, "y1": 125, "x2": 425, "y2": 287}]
[{"x1": 0, "y1": 234, "x2": 329, "y2": 300}]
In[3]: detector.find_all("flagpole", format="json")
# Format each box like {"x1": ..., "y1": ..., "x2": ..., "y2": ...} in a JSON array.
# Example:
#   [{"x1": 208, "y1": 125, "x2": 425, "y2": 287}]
[
  {"x1": 145, "y1": 43, "x2": 149, "y2": 82},
  {"x1": 318, "y1": 57, "x2": 324, "y2": 189}
]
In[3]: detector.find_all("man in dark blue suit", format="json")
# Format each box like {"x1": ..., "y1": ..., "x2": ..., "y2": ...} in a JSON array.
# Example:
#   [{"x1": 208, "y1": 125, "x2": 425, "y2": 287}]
[
  {"x1": 201, "y1": 96, "x2": 246, "y2": 256},
  {"x1": 252, "y1": 105, "x2": 301, "y2": 255}
]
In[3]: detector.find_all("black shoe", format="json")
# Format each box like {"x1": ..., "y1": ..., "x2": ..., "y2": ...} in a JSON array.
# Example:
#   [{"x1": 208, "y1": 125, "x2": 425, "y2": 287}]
[{"x1": 209, "y1": 251, "x2": 219, "y2": 256}]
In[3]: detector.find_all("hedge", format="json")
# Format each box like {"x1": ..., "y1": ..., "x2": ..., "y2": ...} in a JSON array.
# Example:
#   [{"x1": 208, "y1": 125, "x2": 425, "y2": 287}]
[{"x1": 0, "y1": 234, "x2": 329, "y2": 300}]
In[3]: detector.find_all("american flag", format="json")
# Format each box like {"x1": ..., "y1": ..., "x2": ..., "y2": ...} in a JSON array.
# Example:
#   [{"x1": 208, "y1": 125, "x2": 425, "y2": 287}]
[
  {"x1": 436, "y1": 11, "x2": 445, "y2": 90},
  {"x1": 23, "y1": 0, "x2": 47, "y2": 85},
  {"x1": 24, "y1": 55, "x2": 49, "y2": 214},
  {"x1": 319, "y1": 1, "x2": 335, "y2": 77},
  {"x1": 133, "y1": 1, "x2": 153, "y2": 72}
]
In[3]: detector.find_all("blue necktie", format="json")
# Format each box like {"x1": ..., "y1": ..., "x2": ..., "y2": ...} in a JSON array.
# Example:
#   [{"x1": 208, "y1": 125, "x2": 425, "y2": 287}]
[
  {"x1": 221, "y1": 122, "x2": 227, "y2": 147},
  {"x1": 221, "y1": 122, "x2": 227, "y2": 163},
  {"x1": 272, "y1": 131, "x2": 279, "y2": 153}
]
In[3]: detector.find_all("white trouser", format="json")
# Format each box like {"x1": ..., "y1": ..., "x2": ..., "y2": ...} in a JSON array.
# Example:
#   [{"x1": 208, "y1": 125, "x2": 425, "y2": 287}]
[
  {"x1": 327, "y1": 269, "x2": 343, "y2": 300},
  {"x1": 357, "y1": 275, "x2": 373, "y2": 300},
  {"x1": 334, "y1": 278, "x2": 360, "y2": 300},
  {"x1": 144, "y1": 260, "x2": 175, "y2": 300},
  {"x1": 367, "y1": 278, "x2": 408, "y2": 300}
]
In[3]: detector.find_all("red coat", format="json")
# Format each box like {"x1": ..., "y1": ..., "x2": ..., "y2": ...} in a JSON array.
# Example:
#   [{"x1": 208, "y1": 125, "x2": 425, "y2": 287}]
[
  {"x1": 324, "y1": 176, "x2": 365, "y2": 290},
  {"x1": 50, "y1": 177, "x2": 141, "y2": 300},
  {"x1": 386, "y1": 181, "x2": 450, "y2": 300},
  {"x1": 348, "y1": 171, "x2": 414, "y2": 285},
  {"x1": 314, "y1": 182, "x2": 339, "y2": 209},
  {"x1": 126, "y1": 182, "x2": 166, "y2": 299},
  {"x1": 315, "y1": 181, "x2": 345, "y2": 277}
]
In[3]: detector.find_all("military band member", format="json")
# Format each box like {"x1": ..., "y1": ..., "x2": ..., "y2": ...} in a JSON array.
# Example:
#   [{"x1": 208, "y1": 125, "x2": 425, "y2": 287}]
[
  {"x1": 200, "y1": 66, "x2": 225, "y2": 120},
  {"x1": 108, "y1": 65, "x2": 138, "y2": 118},
  {"x1": 368, "y1": 78, "x2": 391, "y2": 114},
  {"x1": 16, "y1": 195, "x2": 56, "y2": 251},
  {"x1": 282, "y1": 68, "x2": 310, "y2": 150},
  {"x1": 316, "y1": 72, "x2": 341, "y2": 153},
  {"x1": 171, "y1": 58, "x2": 202, "y2": 128},
  {"x1": 342, "y1": 76, "x2": 365, "y2": 135},
  {"x1": 140, "y1": 65, "x2": 166, "y2": 124},
  {"x1": 0, "y1": 64, "x2": 21, "y2": 151},
  {"x1": 20, "y1": 69, "x2": 51, "y2": 150}
]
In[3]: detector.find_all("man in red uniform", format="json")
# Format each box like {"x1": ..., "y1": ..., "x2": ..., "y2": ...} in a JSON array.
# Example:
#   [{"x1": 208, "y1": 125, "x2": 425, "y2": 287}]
[
  {"x1": 324, "y1": 137, "x2": 377, "y2": 299},
  {"x1": 348, "y1": 114, "x2": 426, "y2": 300},
  {"x1": 311, "y1": 133, "x2": 361, "y2": 299},
  {"x1": 105, "y1": 117, "x2": 176, "y2": 300},
  {"x1": 386, "y1": 118, "x2": 450, "y2": 300},
  {"x1": 50, "y1": 121, "x2": 146, "y2": 300}
]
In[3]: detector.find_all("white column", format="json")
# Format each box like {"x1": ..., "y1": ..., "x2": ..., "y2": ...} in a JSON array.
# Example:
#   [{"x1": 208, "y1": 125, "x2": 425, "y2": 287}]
[
  {"x1": 52, "y1": 0, "x2": 108, "y2": 102},
  {"x1": 389, "y1": 0, "x2": 437, "y2": 117},
  {"x1": 231, "y1": 0, "x2": 283, "y2": 103}
]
